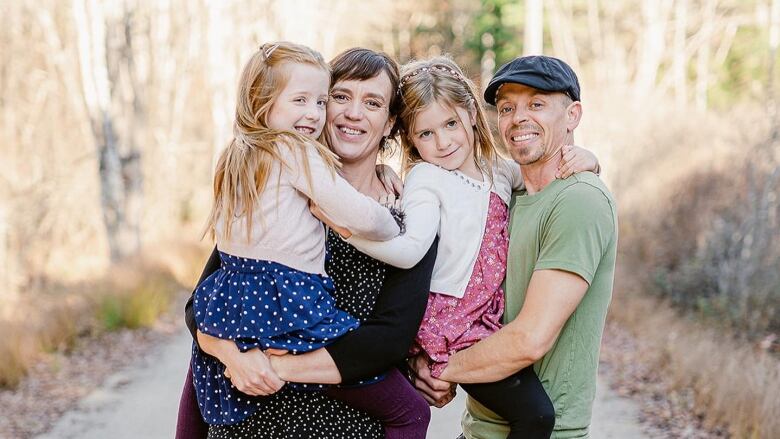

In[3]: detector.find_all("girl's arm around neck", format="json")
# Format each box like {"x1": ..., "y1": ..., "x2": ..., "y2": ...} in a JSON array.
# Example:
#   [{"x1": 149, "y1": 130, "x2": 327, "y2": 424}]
[
  {"x1": 346, "y1": 171, "x2": 440, "y2": 268},
  {"x1": 282, "y1": 143, "x2": 399, "y2": 241}
]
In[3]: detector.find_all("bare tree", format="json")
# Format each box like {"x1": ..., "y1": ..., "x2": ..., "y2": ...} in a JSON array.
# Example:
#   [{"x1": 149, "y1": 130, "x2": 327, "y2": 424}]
[
  {"x1": 672, "y1": 0, "x2": 689, "y2": 106},
  {"x1": 73, "y1": 0, "x2": 142, "y2": 262},
  {"x1": 524, "y1": 0, "x2": 543, "y2": 55}
]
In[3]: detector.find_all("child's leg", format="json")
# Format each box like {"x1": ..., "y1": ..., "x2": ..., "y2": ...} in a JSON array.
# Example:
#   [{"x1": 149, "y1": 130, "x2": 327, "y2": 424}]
[
  {"x1": 461, "y1": 366, "x2": 555, "y2": 439},
  {"x1": 176, "y1": 364, "x2": 209, "y2": 439},
  {"x1": 326, "y1": 368, "x2": 430, "y2": 439}
]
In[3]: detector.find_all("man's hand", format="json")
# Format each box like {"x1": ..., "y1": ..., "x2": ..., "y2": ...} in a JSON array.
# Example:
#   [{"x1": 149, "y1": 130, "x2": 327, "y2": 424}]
[
  {"x1": 408, "y1": 355, "x2": 457, "y2": 408},
  {"x1": 222, "y1": 347, "x2": 286, "y2": 396}
]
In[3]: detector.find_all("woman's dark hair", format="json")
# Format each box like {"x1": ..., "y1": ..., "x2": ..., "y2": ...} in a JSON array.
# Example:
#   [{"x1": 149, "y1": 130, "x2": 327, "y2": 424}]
[{"x1": 329, "y1": 48, "x2": 402, "y2": 145}]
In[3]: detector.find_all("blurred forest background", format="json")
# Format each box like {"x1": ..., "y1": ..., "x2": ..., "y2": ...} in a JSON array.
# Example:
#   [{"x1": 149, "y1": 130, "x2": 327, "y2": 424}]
[{"x1": 1, "y1": 0, "x2": 779, "y2": 437}]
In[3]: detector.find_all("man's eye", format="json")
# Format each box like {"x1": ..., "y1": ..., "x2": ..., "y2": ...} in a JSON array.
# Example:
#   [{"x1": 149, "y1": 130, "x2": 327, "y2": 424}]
[
  {"x1": 331, "y1": 94, "x2": 347, "y2": 102},
  {"x1": 499, "y1": 106, "x2": 512, "y2": 114}
]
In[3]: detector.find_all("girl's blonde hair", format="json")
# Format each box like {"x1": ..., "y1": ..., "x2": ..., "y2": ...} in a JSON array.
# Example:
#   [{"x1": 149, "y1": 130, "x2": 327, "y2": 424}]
[
  {"x1": 205, "y1": 41, "x2": 339, "y2": 242},
  {"x1": 397, "y1": 56, "x2": 497, "y2": 179}
]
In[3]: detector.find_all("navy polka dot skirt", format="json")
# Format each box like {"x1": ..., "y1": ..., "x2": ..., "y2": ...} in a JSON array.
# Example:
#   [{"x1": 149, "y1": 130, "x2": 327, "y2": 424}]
[{"x1": 191, "y1": 252, "x2": 359, "y2": 425}]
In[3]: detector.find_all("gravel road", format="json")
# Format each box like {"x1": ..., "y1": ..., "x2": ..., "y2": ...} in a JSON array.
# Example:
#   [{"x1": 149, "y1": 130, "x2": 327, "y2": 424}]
[{"x1": 36, "y1": 328, "x2": 656, "y2": 439}]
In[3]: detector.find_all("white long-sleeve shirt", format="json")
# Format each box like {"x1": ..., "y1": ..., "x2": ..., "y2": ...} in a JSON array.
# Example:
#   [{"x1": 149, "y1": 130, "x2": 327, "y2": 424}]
[
  {"x1": 347, "y1": 158, "x2": 522, "y2": 298},
  {"x1": 216, "y1": 143, "x2": 400, "y2": 275}
]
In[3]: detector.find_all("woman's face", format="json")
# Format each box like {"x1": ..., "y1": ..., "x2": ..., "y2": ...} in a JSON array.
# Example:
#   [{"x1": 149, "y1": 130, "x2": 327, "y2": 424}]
[{"x1": 326, "y1": 72, "x2": 395, "y2": 164}]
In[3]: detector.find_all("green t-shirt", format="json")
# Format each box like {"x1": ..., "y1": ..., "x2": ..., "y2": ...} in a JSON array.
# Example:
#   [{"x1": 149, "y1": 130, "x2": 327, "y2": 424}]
[{"x1": 462, "y1": 172, "x2": 618, "y2": 439}]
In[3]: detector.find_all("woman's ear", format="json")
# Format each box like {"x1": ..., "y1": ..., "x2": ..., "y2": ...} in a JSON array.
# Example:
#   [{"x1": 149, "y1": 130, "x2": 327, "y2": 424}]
[{"x1": 383, "y1": 115, "x2": 396, "y2": 137}]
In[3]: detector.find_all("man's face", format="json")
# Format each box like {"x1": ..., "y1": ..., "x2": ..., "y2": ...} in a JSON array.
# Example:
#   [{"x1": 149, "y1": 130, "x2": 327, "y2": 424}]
[{"x1": 495, "y1": 83, "x2": 579, "y2": 166}]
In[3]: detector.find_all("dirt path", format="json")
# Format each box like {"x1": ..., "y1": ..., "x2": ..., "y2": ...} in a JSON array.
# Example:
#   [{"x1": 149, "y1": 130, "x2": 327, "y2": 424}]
[{"x1": 35, "y1": 327, "x2": 658, "y2": 439}]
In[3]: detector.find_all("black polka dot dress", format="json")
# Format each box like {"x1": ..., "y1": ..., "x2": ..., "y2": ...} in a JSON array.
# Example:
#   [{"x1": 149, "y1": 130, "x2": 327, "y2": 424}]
[{"x1": 207, "y1": 230, "x2": 387, "y2": 438}]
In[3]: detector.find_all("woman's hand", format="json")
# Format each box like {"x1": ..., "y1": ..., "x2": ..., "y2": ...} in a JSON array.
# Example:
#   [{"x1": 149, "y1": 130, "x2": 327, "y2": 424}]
[
  {"x1": 556, "y1": 144, "x2": 601, "y2": 179},
  {"x1": 376, "y1": 164, "x2": 404, "y2": 197},
  {"x1": 310, "y1": 200, "x2": 352, "y2": 239},
  {"x1": 197, "y1": 331, "x2": 286, "y2": 396},
  {"x1": 407, "y1": 354, "x2": 457, "y2": 408}
]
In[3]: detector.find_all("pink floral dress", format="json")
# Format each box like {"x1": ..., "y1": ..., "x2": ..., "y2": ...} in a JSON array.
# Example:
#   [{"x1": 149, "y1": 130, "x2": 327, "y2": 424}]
[{"x1": 411, "y1": 192, "x2": 508, "y2": 378}]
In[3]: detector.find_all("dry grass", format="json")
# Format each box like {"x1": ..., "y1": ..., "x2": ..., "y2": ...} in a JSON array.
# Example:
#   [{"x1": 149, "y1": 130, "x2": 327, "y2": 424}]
[
  {"x1": 0, "y1": 241, "x2": 207, "y2": 388},
  {"x1": 609, "y1": 272, "x2": 780, "y2": 438}
]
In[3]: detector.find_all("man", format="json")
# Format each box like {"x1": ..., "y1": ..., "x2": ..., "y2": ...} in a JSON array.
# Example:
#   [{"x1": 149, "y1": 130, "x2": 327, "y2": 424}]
[{"x1": 411, "y1": 56, "x2": 618, "y2": 438}]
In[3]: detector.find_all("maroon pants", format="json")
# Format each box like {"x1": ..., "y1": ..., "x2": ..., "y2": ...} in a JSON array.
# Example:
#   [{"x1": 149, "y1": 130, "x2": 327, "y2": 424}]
[{"x1": 175, "y1": 364, "x2": 208, "y2": 439}]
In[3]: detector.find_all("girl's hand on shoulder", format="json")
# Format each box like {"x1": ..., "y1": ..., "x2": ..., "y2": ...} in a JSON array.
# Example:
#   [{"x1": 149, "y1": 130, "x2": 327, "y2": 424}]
[
  {"x1": 556, "y1": 145, "x2": 601, "y2": 179},
  {"x1": 309, "y1": 200, "x2": 352, "y2": 239},
  {"x1": 376, "y1": 164, "x2": 404, "y2": 197}
]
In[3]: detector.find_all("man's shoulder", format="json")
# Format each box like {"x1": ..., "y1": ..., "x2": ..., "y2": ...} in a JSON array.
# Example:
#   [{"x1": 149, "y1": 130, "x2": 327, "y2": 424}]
[{"x1": 554, "y1": 173, "x2": 615, "y2": 211}]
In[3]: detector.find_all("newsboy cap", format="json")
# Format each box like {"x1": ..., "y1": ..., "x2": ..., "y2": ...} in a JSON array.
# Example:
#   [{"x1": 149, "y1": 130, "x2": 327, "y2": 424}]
[{"x1": 484, "y1": 55, "x2": 581, "y2": 105}]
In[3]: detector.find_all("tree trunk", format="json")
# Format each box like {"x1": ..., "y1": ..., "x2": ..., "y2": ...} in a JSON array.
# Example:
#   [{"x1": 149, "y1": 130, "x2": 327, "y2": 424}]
[
  {"x1": 73, "y1": 0, "x2": 142, "y2": 262},
  {"x1": 695, "y1": 0, "x2": 717, "y2": 111},
  {"x1": 524, "y1": 0, "x2": 543, "y2": 55},
  {"x1": 673, "y1": 0, "x2": 689, "y2": 106},
  {"x1": 635, "y1": 0, "x2": 673, "y2": 97}
]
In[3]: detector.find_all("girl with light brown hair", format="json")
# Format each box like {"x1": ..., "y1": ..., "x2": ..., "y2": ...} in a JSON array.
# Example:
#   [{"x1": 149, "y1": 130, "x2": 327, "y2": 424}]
[
  {"x1": 189, "y1": 42, "x2": 429, "y2": 437},
  {"x1": 340, "y1": 56, "x2": 601, "y2": 438}
]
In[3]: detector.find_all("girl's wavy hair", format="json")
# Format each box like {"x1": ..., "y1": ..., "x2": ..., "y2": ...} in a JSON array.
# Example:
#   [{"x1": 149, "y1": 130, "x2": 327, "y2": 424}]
[
  {"x1": 397, "y1": 56, "x2": 497, "y2": 179},
  {"x1": 204, "y1": 41, "x2": 339, "y2": 242}
]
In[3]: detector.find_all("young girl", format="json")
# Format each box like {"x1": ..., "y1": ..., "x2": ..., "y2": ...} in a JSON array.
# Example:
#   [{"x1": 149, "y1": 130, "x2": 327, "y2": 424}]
[
  {"x1": 191, "y1": 42, "x2": 429, "y2": 438},
  {"x1": 340, "y1": 57, "x2": 601, "y2": 438}
]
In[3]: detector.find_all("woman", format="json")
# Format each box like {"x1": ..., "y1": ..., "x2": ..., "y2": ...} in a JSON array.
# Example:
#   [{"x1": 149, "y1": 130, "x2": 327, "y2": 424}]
[{"x1": 175, "y1": 47, "x2": 437, "y2": 439}]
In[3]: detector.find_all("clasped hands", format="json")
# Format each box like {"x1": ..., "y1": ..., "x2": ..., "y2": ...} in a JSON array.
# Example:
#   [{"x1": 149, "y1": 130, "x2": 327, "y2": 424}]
[{"x1": 221, "y1": 347, "x2": 288, "y2": 396}]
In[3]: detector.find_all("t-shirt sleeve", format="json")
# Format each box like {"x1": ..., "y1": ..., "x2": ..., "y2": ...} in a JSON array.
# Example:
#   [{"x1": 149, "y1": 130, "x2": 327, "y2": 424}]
[
  {"x1": 535, "y1": 183, "x2": 616, "y2": 284},
  {"x1": 279, "y1": 142, "x2": 400, "y2": 241}
]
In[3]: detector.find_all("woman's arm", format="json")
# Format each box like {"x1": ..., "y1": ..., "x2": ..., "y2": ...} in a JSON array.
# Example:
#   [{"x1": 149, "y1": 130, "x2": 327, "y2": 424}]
[
  {"x1": 185, "y1": 246, "x2": 221, "y2": 344},
  {"x1": 271, "y1": 238, "x2": 438, "y2": 384}
]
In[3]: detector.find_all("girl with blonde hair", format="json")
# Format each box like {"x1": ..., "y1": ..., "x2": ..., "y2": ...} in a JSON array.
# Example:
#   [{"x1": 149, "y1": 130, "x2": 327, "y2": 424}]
[
  {"x1": 190, "y1": 42, "x2": 428, "y2": 437},
  {"x1": 337, "y1": 56, "x2": 601, "y2": 438}
]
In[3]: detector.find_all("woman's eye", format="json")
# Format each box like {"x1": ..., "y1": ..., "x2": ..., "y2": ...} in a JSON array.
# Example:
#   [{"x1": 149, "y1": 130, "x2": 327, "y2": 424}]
[
  {"x1": 366, "y1": 100, "x2": 383, "y2": 109},
  {"x1": 419, "y1": 131, "x2": 432, "y2": 139}
]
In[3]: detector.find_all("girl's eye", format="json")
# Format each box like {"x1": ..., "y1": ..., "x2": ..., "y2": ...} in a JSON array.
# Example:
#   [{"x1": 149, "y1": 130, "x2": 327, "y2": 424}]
[
  {"x1": 418, "y1": 130, "x2": 432, "y2": 139},
  {"x1": 445, "y1": 120, "x2": 458, "y2": 128},
  {"x1": 317, "y1": 99, "x2": 327, "y2": 107},
  {"x1": 294, "y1": 97, "x2": 306, "y2": 104}
]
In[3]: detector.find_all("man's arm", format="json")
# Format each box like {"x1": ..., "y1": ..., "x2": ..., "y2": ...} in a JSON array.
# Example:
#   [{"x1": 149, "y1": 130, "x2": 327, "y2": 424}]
[{"x1": 438, "y1": 268, "x2": 588, "y2": 383}]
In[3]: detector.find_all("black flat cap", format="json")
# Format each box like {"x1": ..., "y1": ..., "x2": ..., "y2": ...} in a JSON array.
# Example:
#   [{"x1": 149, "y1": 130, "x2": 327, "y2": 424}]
[{"x1": 484, "y1": 55, "x2": 581, "y2": 105}]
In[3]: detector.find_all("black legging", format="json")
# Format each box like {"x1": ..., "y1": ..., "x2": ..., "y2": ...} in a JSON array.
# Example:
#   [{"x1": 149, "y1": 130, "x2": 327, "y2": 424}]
[{"x1": 462, "y1": 366, "x2": 555, "y2": 439}]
